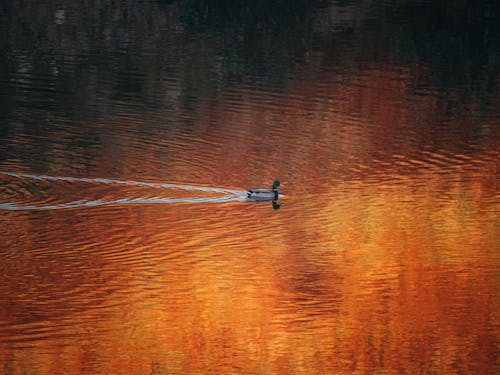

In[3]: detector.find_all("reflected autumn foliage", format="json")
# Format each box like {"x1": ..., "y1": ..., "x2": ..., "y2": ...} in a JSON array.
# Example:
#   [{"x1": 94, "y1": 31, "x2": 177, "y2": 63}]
[
  {"x1": 1, "y1": 1, "x2": 498, "y2": 373},
  {"x1": 1, "y1": 60, "x2": 498, "y2": 374},
  {"x1": 0, "y1": 181, "x2": 497, "y2": 373}
]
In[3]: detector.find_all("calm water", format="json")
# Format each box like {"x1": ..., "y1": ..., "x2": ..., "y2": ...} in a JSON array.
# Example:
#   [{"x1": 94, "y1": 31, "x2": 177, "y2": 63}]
[{"x1": 0, "y1": 1, "x2": 498, "y2": 374}]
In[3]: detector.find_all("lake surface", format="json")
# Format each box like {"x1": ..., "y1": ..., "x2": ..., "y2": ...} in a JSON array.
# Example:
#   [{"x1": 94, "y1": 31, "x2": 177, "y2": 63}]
[{"x1": 0, "y1": 1, "x2": 498, "y2": 374}]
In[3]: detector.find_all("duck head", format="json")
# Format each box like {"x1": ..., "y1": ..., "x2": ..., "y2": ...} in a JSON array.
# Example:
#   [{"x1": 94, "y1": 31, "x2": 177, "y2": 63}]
[{"x1": 272, "y1": 180, "x2": 281, "y2": 190}]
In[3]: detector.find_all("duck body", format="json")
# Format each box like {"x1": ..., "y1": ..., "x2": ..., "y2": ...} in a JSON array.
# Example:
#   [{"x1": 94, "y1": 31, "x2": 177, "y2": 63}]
[
  {"x1": 247, "y1": 180, "x2": 280, "y2": 201},
  {"x1": 247, "y1": 188, "x2": 279, "y2": 201}
]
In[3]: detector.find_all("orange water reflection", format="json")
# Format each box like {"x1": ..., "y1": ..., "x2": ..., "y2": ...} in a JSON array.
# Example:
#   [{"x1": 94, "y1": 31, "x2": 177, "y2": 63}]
[
  {"x1": 1, "y1": 176, "x2": 498, "y2": 373},
  {"x1": 1, "y1": 177, "x2": 497, "y2": 373},
  {"x1": 0, "y1": 65, "x2": 498, "y2": 374}
]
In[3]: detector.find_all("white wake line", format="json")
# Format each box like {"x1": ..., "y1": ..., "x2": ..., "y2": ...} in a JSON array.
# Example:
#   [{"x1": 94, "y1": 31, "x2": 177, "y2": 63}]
[
  {"x1": 0, "y1": 196, "x2": 248, "y2": 211},
  {"x1": 0, "y1": 171, "x2": 244, "y2": 195},
  {"x1": 0, "y1": 171, "x2": 248, "y2": 210}
]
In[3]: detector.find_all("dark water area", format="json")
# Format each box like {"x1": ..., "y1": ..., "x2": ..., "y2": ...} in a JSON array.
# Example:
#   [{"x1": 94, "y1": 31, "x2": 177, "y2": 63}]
[{"x1": 0, "y1": 1, "x2": 499, "y2": 374}]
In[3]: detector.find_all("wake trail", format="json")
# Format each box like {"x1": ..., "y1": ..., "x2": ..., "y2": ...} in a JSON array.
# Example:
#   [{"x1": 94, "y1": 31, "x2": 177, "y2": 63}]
[
  {"x1": 0, "y1": 171, "x2": 243, "y2": 194},
  {"x1": 0, "y1": 171, "x2": 247, "y2": 210}
]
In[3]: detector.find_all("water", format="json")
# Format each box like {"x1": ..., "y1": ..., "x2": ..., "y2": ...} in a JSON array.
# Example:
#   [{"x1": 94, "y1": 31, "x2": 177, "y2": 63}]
[{"x1": 0, "y1": 1, "x2": 498, "y2": 374}]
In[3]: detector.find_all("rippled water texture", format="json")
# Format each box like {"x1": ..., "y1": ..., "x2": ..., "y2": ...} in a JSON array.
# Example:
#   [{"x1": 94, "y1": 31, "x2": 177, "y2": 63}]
[{"x1": 0, "y1": 1, "x2": 498, "y2": 374}]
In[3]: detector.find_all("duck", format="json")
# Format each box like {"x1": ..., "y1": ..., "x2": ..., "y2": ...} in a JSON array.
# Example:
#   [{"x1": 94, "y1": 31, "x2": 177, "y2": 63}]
[{"x1": 247, "y1": 180, "x2": 281, "y2": 201}]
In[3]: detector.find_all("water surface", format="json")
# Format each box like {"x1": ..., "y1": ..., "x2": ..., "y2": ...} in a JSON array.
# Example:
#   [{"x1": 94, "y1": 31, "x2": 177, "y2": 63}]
[{"x1": 0, "y1": 1, "x2": 498, "y2": 374}]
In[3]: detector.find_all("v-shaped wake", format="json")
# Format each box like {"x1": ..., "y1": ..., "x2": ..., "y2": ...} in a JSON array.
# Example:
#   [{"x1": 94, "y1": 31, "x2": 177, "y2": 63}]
[{"x1": 0, "y1": 171, "x2": 247, "y2": 210}]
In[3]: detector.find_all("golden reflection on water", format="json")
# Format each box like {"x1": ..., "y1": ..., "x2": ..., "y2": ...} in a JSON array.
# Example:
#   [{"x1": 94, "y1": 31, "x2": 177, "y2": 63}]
[
  {"x1": 1, "y1": 167, "x2": 497, "y2": 374},
  {"x1": 0, "y1": 63, "x2": 498, "y2": 374}
]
